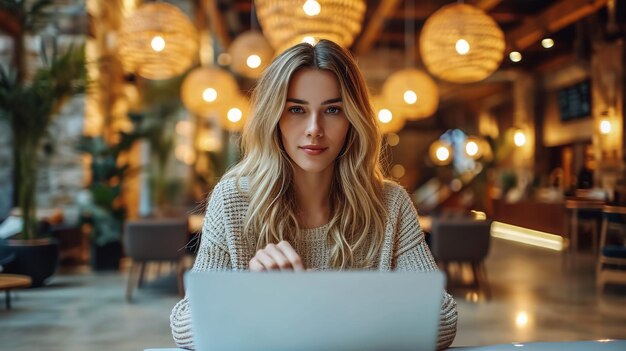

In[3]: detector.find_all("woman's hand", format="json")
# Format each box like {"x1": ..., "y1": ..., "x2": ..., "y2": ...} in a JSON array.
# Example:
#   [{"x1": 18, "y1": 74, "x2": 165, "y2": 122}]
[{"x1": 249, "y1": 241, "x2": 305, "y2": 272}]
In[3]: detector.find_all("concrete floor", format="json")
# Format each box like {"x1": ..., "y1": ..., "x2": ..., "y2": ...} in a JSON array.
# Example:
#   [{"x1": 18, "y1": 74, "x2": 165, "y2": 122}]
[{"x1": 1, "y1": 238, "x2": 625, "y2": 350}]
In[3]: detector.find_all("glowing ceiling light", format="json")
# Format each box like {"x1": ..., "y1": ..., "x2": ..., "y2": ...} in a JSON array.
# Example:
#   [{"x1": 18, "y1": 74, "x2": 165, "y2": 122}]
[
  {"x1": 436, "y1": 146, "x2": 450, "y2": 161},
  {"x1": 378, "y1": 109, "x2": 393, "y2": 124},
  {"x1": 227, "y1": 108, "x2": 243, "y2": 123},
  {"x1": 302, "y1": 36, "x2": 316, "y2": 45},
  {"x1": 202, "y1": 88, "x2": 217, "y2": 102},
  {"x1": 151, "y1": 36, "x2": 165, "y2": 52},
  {"x1": 246, "y1": 54, "x2": 262, "y2": 68},
  {"x1": 600, "y1": 119, "x2": 612, "y2": 134},
  {"x1": 515, "y1": 311, "x2": 529, "y2": 328},
  {"x1": 455, "y1": 38, "x2": 470, "y2": 55},
  {"x1": 302, "y1": 0, "x2": 321, "y2": 16},
  {"x1": 541, "y1": 38, "x2": 554, "y2": 48},
  {"x1": 509, "y1": 51, "x2": 522, "y2": 62},
  {"x1": 403, "y1": 90, "x2": 417, "y2": 104},
  {"x1": 513, "y1": 129, "x2": 526, "y2": 147},
  {"x1": 465, "y1": 140, "x2": 479, "y2": 157}
]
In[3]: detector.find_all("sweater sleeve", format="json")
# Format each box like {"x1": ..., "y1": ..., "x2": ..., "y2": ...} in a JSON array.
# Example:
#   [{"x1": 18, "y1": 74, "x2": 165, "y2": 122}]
[
  {"x1": 170, "y1": 182, "x2": 232, "y2": 350},
  {"x1": 393, "y1": 188, "x2": 458, "y2": 350}
]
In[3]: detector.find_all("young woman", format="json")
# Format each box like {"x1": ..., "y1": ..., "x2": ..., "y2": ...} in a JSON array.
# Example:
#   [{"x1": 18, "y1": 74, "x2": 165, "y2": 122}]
[{"x1": 170, "y1": 39, "x2": 457, "y2": 350}]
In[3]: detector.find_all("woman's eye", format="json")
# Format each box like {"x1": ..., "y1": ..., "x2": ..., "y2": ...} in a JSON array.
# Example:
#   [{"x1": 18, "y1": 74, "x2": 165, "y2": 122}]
[
  {"x1": 288, "y1": 106, "x2": 304, "y2": 114},
  {"x1": 326, "y1": 106, "x2": 341, "y2": 114}
]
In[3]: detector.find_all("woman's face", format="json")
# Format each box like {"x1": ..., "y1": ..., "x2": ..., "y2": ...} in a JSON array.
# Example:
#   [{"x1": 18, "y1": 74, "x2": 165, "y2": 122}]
[{"x1": 279, "y1": 68, "x2": 351, "y2": 177}]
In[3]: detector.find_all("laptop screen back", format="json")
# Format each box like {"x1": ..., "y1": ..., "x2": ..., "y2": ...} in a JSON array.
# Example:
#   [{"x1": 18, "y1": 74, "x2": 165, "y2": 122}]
[{"x1": 187, "y1": 271, "x2": 444, "y2": 351}]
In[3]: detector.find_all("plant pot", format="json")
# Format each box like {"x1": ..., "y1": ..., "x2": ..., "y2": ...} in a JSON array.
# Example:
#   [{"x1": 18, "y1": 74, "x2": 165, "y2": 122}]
[
  {"x1": 0, "y1": 238, "x2": 60, "y2": 287},
  {"x1": 90, "y1": 241, "x2": 122, "y2": 271}
]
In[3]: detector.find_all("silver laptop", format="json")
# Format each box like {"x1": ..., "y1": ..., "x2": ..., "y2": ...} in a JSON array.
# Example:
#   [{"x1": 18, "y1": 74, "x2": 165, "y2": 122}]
[{"x1": 186, "y1": 271, "x2": 444, "y2": 351}]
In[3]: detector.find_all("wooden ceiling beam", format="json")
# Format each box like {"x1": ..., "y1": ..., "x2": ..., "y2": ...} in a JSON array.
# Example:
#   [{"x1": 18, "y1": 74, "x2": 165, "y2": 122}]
[
  {"x1": 466, "y1": 0, "x2": 503, "y2": 11},
  {"x1": 0, "y1": 10, "x2": 22, "y2": 37},
  {"x1": 506, "y1": 0, "x2": 608, "y2": 50},
  {"x1": 354, "y1": 0, "x2": 402, "y2": 56},
  {"x1": 393, "y1": 10, "x2": 519, "y2": 23},
  {"x1": 204, "y1": 0, "x2": 231, "y2": 49}
]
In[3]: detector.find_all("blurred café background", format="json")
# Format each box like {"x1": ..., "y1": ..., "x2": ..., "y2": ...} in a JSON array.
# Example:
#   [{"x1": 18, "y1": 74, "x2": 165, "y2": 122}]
[{"x1": 0, "y1": 0, "x2": 625, "y2": 350}]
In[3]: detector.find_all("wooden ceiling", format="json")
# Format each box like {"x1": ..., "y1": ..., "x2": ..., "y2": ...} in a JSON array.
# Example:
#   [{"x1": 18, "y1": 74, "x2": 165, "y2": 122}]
[
  {"x1": 220, "y1": 0, "x2": 624, "y2": 71},
  {"x1": 1, "y1": 0, "x2": 622, "y2": 110}
]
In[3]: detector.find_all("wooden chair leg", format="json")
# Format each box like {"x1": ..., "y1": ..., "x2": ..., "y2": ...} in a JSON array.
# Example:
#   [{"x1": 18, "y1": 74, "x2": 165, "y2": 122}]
[
  {"x1": 470, "y1": 262, "x2": 481, "y2": 292},
  {"x1": 477, "y1": 262, "x2": 491, "y2": 299},
  {"x1": 126, "y1": 262, "x2": 139, "y2": 302},
  {"x1": 137, "y1": 262, "x2": 146, "y2": 288}
]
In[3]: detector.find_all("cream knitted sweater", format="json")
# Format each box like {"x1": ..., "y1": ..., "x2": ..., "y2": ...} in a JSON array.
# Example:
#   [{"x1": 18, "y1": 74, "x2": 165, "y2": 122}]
[{"x1": 170, "y1": 177, "x2": 458, "y2": 350}]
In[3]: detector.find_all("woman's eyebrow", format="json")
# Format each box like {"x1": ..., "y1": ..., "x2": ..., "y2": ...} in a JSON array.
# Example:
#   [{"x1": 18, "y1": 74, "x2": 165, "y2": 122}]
[
  {"x1": 285, "y1": 97, "x2": 342, "y2": 105},
  {"x1": 322, "y1": 98, "x2": 342, "y2": 105},
  {"x1": 286, "y1": 98, "x2": 308, "y2": 104}
]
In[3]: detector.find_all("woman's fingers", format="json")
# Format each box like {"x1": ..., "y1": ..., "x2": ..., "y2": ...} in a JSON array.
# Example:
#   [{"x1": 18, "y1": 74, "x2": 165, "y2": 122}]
[
  {"x1": 249, "y1": 256, "x2": 265, "y2": 272},
  {"x1": 264, "y1": 244, "x2": 293, "y2": 271},
  {"x1": 277, "y1": 241, "x2": 305, "y2": 271},
  {"x1": 248, "y1": 241, "x2": 305, "y2": 272},
  {"x1": 254, "y1": 250, "x2": 279, "y2": 271}
]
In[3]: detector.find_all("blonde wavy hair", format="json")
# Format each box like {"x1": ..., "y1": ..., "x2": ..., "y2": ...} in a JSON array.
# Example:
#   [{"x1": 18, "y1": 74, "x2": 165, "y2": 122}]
[{"x1": 223, "y1": 40, "x2": 387, "y2": 269}]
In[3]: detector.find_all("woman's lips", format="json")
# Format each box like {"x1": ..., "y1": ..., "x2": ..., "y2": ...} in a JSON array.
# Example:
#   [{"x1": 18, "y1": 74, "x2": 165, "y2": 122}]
[{"x1": 299, "y1": 146, "x2": 327, "y2": 155}]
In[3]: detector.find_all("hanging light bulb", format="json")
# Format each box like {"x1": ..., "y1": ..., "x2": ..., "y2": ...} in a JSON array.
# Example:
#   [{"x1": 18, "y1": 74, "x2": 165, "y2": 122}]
[
  {"x1": 464, "y1": 136, "x2": 483, "y2": 159},
  {"x1": 509, "y1": 51, "x2": 522, "y2": 62},
  {"x1": 403, "y1": 90, "x2": 418, "y2": 104},
  {"x1": 202, "y1": 88, "x2": 217, "y2": 102},
  {"x1": 246, "y1": 55, "x2": 262, "y2": 69},
  {"x1": 455, "y1": 38, "x2": 470, "y2": 55},
  {"x1": 378, "y1": 109, "x2": 393, "y2": 124},
  {"x1": 302, "y1": 36, "x2": 317, "y2": 45},
  {"x1": 429, "y1": 140, "x2": 453, "y2": 165},
  {"x1": 541, "y1": 38, "x2": 554, "y2": 48},
  {"x1": 371, "y1": 96, "x2": 406, "y2": 134},
  {"x1": 600, "y1": 119, "x2": 612, "y2": 134},
  {"x1": 303, "y1": 0, "x2": 321, "y2": 16},
  {"x1": 151, "y1": 36, "x2": 165, "y2": 52},
  {"x1": 513, "y1": 129, "x2": 527, "y2": 147},
  {"x1": 217, "y1": 94, "x2": 250, "y2": 132}
]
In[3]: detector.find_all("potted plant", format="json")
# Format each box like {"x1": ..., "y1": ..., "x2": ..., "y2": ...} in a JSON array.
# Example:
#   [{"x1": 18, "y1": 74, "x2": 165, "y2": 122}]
[
  {"x1": 76, "y1": 122, "x2": 141, "y2": 270},
  {"x1": 0, "y1": 0, "x2": 86, "y2": 286}
]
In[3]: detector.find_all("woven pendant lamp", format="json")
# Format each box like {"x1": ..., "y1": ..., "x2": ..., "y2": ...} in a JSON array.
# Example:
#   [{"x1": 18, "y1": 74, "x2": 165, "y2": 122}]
[
  {"x1": 371, "y1": 96, "x2": 406, "y2": 134},
  {"x1": 382, "y1": 68, "x2": 439, "y2": 120},
  {"x1": 228, "y1": 31, "x2": 274, "y2": 79},
  {"x1": 181, "y1": 66, "x2": 239, "y2": 117},
  {"x1": 420, "y1": 3, "x2": 505, "y2": 83},
  {"x1": 117, "y1": 2, "x2": 198, "y2": 80},
  {"x1": 254, "y1": 0, "x2": 366, "y2": 53}
]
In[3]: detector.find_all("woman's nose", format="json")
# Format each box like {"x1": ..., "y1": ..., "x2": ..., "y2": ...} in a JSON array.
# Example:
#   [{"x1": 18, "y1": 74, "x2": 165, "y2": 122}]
[{"x1": 305, "y1": 113, "x2": 323, "y2": 137}]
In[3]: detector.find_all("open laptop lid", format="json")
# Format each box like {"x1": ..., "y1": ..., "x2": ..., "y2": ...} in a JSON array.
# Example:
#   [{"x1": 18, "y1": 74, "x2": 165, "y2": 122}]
[{"x1": 187, "y1": 271, "x2": 444, "y2": 351}]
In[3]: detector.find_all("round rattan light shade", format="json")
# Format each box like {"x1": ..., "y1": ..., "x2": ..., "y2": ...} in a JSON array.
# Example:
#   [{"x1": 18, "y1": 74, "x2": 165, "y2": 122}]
[
  {"x1": 420, "y1": 3, "x2": 505, "y2": 83},
  {"x1": 117, "y1": 2, "x2": 198, "y2": 80},
  {"x1": 181, "y1": 67, "x2": 239, "y2": 116},
  {"x1": 371, "y1": 96, "x2": 406, "y2": 134},
  {"x1": 382, "y1": 69, "x2": 439, "y2": 120},
  {"x1": 254, "y1": 0, "x2": 366, "y2": 53},
  {"x1": 228, "y1": 31, "x2": 274, "y2": 79}
]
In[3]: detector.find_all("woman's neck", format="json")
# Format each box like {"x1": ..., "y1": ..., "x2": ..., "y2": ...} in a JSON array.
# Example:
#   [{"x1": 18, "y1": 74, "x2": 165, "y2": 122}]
[{"x1": 292, "y1": 168, "x2": 333, "y2": 228}]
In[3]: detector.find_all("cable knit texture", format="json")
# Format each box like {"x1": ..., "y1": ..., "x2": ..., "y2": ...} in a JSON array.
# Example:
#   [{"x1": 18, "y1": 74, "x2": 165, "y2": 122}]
[{"x1": 170, "y1": 177, "x2": 458, "y2": 350}]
